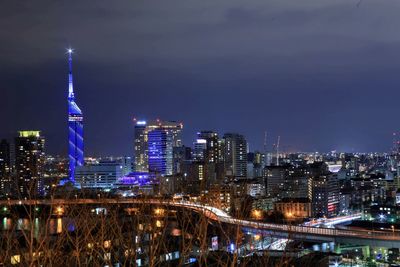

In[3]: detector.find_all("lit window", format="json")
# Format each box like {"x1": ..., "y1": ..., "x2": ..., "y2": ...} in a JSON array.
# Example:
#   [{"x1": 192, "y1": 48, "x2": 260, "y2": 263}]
[{"x1": 11, "y1": 255, "x2": 20, "y2": 265}]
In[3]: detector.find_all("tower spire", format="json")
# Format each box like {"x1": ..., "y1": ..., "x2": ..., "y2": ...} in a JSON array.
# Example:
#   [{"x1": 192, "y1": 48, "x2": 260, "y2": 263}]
[
  {"x1": 66, "y1": 48, "x2": 84, "y2": 185},
  {"x1": 67, "y1": 48, "x2": 74, "y2": 100}
]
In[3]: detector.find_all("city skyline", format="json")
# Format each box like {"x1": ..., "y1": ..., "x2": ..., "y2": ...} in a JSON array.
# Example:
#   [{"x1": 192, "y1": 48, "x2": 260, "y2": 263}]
[
  {"x1": 3, "y1": 1, "x2": 400, "y2": 155},
  {"x1": 2, "y1": 2, "x2": 400, "y2": 265}
]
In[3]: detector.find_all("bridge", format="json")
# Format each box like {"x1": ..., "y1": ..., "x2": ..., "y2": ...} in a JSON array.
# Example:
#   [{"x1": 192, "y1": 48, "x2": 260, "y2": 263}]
[
  {"x1": 302, "y1": 213, "x2": 363, "y2": 227},
  {"x1": 1, "y1": 198, "x2": 399, "y2": 247}
]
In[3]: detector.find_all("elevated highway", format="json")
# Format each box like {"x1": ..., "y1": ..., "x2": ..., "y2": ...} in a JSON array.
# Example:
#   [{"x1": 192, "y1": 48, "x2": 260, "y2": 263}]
[{"x1": 1, "y1": 198, "x2": 399, "y2": 247}]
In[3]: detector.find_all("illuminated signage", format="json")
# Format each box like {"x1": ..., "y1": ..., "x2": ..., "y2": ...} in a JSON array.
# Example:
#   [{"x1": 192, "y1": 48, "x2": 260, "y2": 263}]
[{"x1": 69, "y1": 116, "x2": 83, "y2": 122}]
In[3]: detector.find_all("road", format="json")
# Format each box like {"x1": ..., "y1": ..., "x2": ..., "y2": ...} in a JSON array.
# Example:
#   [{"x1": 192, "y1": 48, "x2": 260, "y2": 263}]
[
  {"x1": 302, "y1": 214, "x2": 362, "y2": 227},
  {"x1": 1, "y1": 198, "x2": 399, "y2": 247}
]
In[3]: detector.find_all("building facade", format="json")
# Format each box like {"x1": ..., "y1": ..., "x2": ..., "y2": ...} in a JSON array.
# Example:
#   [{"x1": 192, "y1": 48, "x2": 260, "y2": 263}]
[
  {"x1": 76, "y1": 161, "x2": 123, "y2": 189},
  {"x1": 0, "y1": 139, "x2": 11, "y2": 197},
  {"x1": 263, "y1": 165, "x2": 287, "y2": 198},
  {"x1": 148, "y1": 129, "x2": 171, "y2": 175},
  {"x1": 134, "y1": 121, "x2": 148, "y2": 172},
  {"x1": 312, "y1": 174, "x2": 339, "y2": 218},
  {"x1": 274, "y1": 198, "x2": 312, "y2": 220},
  {"x1": 15, "y1": 131, "x2": 45, "y2": 198},
  {"x1": 195, "y1": 131, "x2": 222, "y2": 164},
  {"x1": 134, "y1": 120, "x2": 183, "y2": 176},
  {"x1": 223, "y1": 133, "x2": 247, "y2": 179}
]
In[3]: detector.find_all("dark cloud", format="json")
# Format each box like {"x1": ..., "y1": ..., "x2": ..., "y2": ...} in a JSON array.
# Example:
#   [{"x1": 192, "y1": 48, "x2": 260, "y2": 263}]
[{"x1": 2, "y1": 0, "x2": 400, "y2": 155}]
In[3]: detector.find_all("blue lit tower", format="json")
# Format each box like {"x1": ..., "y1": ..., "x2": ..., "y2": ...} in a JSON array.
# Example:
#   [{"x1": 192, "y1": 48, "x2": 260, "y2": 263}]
[{"x1": 67, "y1": 49, "x2": 84, "y2": 183}]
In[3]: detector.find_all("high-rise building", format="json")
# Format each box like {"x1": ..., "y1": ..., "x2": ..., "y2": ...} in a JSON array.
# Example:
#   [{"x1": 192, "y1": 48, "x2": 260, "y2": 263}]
[
  {"x1": 246, "y1": 152, "x2": 255, "y2": 179},
  {"x1": 263, "y1": 165, "x2": 287, "y2": 198},
  {"x1": 148, "y1": 129, "x2": 170, "y2": 175},
  {"x1": 193, "y1": 139, "x2": 207, "y2": 162},
  {"x1": 120, "y1": 156, "x2": 134, "y2": 176},
  {"x1": 172, "y1": 146, "x2": 191, "y2": 175},
  {"x1": 0, "y1": 139, "x2": 11, "y2": 196},
  {"x1": 282, "y1": 166, "x2": 312, "y2": 200},
  {"x1": 312, "y1": 173, "x2": 339, "y2": 218},
  {"x1": 147, "y1": 120, "x2": 183, "y2": 147},
  {"x1": 134, "y1": 120, "x2": 183, "y2": 176},
  {"x1": 15, "y1": 131, "x2": 45, "y2": 198},
  {"x1": 223, "y1": 133, "x2": 247, "y2": 179},
  {"x1": 252, "y1": 151, "x2": 266, "y2": 178},
  {"x1": 194, "y1": 131, "x2": 222, "y2": 163},
  {"x1": 134, "y1": 121, "x2": 148, "y2": 172},
  {"x1": 192, "y1": 131, "x2": 225, "y2": 184},
  {"x1": 67, "y1": 49, "x2": 84, "y2": 184}
]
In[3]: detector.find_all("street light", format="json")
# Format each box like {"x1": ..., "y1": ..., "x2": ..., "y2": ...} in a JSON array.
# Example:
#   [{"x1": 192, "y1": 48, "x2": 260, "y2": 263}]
[
  {"x1": 391, "y1": 225, "x2": 395, "y2": 236},
  {"x1": 55, "y1": 206, "x2": 64, "y2": 216},
  {"x1": 251, "y1": 210, "x2": 262, "y2": 220}
]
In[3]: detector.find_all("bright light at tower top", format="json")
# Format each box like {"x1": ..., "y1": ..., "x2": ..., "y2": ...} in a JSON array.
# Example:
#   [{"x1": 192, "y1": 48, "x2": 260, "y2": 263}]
[{"x1": 67, "y1": 48, "x2": 73, "y2": 54}]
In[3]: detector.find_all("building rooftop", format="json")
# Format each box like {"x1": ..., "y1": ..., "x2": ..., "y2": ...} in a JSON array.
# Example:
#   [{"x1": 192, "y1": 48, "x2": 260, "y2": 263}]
[{"x1": 277, "y1": 197, "x2": 310, "y2": 203}]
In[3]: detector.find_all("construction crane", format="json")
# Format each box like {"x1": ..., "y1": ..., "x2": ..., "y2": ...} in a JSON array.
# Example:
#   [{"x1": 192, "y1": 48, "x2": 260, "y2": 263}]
[
  {"x1": 263, "y1": 131, "x2": 268, "y2": 155},
  {"x1": 276, "y1": 135, "x2": 280, "y2": 166}
]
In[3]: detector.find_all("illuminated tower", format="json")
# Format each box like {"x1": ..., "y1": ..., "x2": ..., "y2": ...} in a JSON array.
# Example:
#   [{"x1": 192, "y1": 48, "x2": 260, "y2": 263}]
[{"x1": 67, "y1": 49, "x2": 84, "y2": 183}]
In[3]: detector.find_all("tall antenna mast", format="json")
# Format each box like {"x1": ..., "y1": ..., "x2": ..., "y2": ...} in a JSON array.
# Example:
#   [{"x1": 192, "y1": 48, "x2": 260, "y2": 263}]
[{"x1": 276, "y1": 135, "x2": 280, "y2": 166}]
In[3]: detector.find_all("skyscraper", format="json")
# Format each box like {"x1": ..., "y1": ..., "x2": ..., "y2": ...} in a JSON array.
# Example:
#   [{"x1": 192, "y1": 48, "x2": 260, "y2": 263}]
[
  {"x1": 67, "y1": 49, "x2": 84, "y2": 183},
  {"x1": 263, "y1": 165, "x2": 287, "y2": 197},
  {"x1": 15, "y1": 131, "x2": 45, "y2": 198},
  {"x1": 134, "y1": 120, "x2": 148, "y2": 172},
  {"x1": 193, "y1": 131, "x2": 225, "y2": 184},
  {"x1": 134, "y1": 120, "x2": 183, "y2": 176},
  {"x1": 194, "y1": 131, "x2": 222, "y2": 163},
  {"x1": 223, "y1": 133, "x2": 248, "y2": 179},
  {"x1": 312, "y1": 174, "x2": 339, "y2": 218},
  {"x1": 148, "y1": 129, "x2": 170, "y2": 175},
  {"x1": 0, "y1": 139, "x2": 11, "y2": 197}
]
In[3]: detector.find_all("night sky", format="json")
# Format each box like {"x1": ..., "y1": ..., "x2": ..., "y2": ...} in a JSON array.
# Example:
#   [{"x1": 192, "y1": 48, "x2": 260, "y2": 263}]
[{"x1": 2, "y1": 0, "x2": 400, "y2": 156}]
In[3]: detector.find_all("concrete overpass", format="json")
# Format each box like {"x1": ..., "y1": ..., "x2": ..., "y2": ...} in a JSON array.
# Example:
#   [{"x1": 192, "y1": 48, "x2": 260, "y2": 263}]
[{"x1": 1, "y1": 198, "x2": 399, "y2": 247}]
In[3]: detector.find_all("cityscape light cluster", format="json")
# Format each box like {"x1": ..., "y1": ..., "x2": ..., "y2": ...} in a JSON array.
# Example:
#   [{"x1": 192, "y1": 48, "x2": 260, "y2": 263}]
[{"x1": 0, "y1": 51, "x2": 400, "y2": 266}]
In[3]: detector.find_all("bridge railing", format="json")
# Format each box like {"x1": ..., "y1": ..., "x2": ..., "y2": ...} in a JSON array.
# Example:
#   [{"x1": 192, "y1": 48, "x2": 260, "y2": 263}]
[{"x1": 235, "y1": 220, "x2": 400, "y2": 240}]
